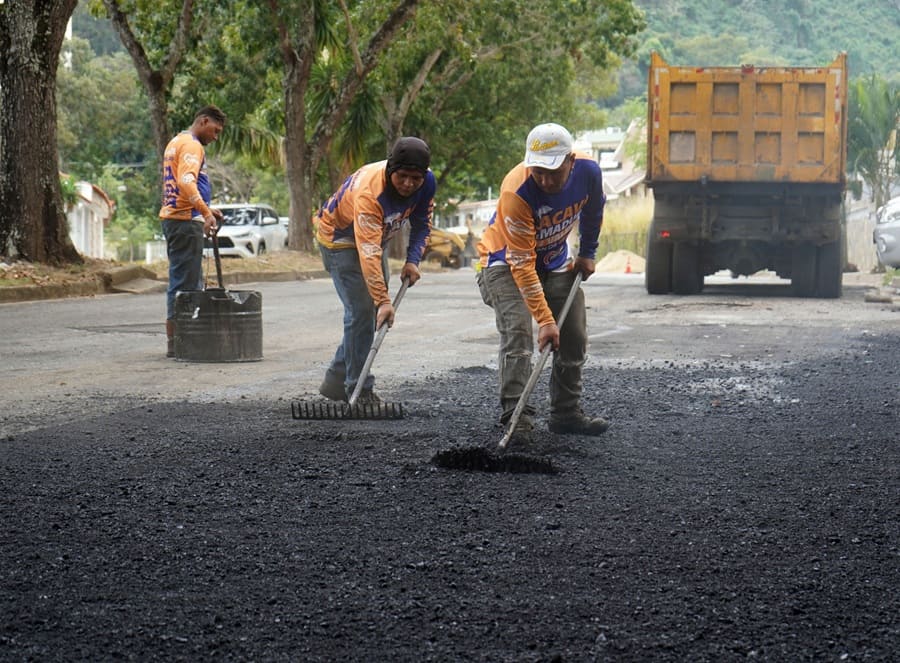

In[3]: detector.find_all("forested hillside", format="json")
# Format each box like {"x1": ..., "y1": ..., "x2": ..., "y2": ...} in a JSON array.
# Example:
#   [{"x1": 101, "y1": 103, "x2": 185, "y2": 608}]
[{"x1": 613, "y1": 0, "x2": 899, "y2": 101}]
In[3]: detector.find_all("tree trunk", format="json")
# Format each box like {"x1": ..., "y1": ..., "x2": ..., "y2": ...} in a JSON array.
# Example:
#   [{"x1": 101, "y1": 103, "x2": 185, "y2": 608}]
[
  {"x1": 0, "y1": 0, "x2": 81, "y2": 264},
  {"x1": 273, "y1": 0, "x2": 421, "y2": 254},
  {"x1": 284, "y1": 93, "x2": 315, "y2": 253},
  {"x1": 144, "y1": 80, "x2": 173, "y2": 195},
  {"x1": 276, "y1": 4, "x2": 316, "y2": 254},
  {"x1": 102, "y1": 0, "x2": 195, "y2": 189}
]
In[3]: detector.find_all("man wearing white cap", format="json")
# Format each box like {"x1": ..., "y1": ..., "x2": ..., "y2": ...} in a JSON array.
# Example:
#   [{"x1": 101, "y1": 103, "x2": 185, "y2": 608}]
[{"x1": 476, "y1": 122, "x2": 608, "y2": 442}]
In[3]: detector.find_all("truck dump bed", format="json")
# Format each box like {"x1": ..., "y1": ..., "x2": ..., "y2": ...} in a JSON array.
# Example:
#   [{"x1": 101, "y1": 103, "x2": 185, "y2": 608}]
[{"x1": 647, "y1": 52, "x2": 847, "y2": 186}]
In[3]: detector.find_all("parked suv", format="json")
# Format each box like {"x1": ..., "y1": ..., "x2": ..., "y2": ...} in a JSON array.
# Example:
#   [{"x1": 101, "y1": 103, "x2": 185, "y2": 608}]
[
  {"x1": 206, "y1": 203, "x2": 287, "y2": 258},
  {"x1": 873, "y1": 197, "x2": 900, "y2": 268}
]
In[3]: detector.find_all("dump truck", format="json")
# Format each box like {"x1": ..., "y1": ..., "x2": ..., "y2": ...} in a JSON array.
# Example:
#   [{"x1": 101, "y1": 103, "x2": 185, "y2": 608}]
[{"x1": 644, "y1": 52, "x2": 848, "y2": 297}]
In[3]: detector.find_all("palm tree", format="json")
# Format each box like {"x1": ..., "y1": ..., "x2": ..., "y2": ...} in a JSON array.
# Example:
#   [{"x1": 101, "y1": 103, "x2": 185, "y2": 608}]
[{"x1": 848, "y1": 74, "x2": 900, "y2": 209}]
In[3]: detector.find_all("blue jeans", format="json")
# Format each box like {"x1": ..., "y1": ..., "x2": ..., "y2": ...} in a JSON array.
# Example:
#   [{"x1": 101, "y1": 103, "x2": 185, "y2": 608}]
[
  {"x1": 319, "y1": 244, "x2": 389, "y2": 394},
  {"x1": 162, "y1": 219, "x2": 204, "y2": 320},
  {"x1": 478, "y1": 265, "x2": 586, "y2": 420}
]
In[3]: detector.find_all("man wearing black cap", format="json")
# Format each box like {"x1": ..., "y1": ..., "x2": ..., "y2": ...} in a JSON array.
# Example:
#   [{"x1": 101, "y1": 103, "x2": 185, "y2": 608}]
[{"x1": 313, "y1": 137, "x2": 435, "y2": 405}]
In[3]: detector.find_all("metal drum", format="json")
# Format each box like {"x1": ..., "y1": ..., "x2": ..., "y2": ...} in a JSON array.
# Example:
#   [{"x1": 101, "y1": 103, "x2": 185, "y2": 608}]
[{"x1": 174, "y1": 289, "x2": 263, "y2": 362}]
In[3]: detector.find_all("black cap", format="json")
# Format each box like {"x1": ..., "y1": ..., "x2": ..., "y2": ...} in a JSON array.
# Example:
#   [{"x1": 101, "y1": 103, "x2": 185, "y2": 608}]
[{"x1": 387, "y1": 137, "x2": 431, "y2": 175}]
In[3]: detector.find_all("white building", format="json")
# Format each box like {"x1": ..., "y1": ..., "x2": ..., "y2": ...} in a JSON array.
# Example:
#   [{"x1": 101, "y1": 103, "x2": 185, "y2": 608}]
[{"x1": 67, "y1": 181, "x2": 114, "y2": 259}]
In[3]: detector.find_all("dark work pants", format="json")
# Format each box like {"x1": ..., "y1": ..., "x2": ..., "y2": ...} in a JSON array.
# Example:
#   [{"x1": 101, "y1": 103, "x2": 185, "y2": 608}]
[
  {"x1": 162, "y1": 219, "x2": 204, "y2": 320},
  {"x1": 478, "y1": 265, "x2": 587, "y2": 421}
]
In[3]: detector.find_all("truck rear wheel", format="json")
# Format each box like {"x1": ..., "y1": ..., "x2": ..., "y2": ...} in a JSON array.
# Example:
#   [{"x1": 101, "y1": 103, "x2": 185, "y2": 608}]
[
  {"x1": 815, "y1": 241, "x2": 842, "y2": 298},
  {"x1": 672, "y1": 242, "x2": 702, "y2": 295},
  {"x1": 645, "y1": 238, "x2": 672, "y2": 294},
  {"x1": 791, "y1": 244, "x2": 816, "y2": 297}
]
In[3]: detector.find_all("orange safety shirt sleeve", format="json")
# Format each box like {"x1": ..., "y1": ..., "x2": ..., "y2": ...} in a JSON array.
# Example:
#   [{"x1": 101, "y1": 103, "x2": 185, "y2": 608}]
[
  {"x1": 494, "y1": 189, "x2": 555, "y2": 327},
  {"x1": 353, "y1": 193, "x2": 391, "y2": 308}
]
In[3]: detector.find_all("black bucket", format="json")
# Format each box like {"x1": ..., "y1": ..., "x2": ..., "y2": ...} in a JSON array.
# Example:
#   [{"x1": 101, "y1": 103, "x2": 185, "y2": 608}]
[{"x1": 174, "y1": 289, "x2": 263, "y2": 362}]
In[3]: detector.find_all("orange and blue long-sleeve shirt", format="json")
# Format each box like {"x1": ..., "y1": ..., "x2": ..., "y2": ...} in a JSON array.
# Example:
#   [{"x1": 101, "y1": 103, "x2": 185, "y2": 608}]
[
  {"x1": 477, "y1": 153, "x2": 605, "y2": 327},
  {"x1": 158, "y1": 131, "x2": 213, "y2": 222},
  {"x1": 314, "y1": 160, "x2": 435, "y2": 307}
]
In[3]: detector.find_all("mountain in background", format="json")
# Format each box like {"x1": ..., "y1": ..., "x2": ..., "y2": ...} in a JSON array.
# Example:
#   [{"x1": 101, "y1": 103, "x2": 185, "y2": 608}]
[{"x1": 611, "y1": 0, "x2": 899, "y2": 103}]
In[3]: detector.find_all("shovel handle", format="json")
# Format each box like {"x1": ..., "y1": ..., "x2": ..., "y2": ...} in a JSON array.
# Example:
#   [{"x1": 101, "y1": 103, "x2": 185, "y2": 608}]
[
  {"x1": 213, "y1": 233, "x2": 224, "y2": 289},
  {"x1": 348, "y1": 277, "x2": 410, "y2": 407},
  {"x1": 498, "y1": 271, "x2": 583, "y2": 449}
]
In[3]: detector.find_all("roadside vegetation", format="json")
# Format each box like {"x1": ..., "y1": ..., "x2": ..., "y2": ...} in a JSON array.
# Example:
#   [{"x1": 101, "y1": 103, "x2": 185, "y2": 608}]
[{"x1": 1, "y1": 0, "x2": 896, "y2": 268}]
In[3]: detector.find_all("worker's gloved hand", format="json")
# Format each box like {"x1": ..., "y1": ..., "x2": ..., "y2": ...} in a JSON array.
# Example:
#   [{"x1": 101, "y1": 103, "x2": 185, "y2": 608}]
[
  {"x1": 377, "y1": 302, "x2": 395, "y2": 329},
  {"x1": 538, "y1": 322, "x2": 560, "y2": 352}
]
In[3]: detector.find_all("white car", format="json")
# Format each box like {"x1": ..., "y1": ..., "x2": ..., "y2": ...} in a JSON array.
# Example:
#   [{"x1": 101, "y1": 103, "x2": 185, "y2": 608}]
[
  {"x1": 873, "y1": 197, "x2": 900, "y2": 268},
  {"x1": 280, "y1": 216, "x2": 290, "y2": 247},
  {"x1": 206, "y1": 203, "x2": 287, "y2": 258}
]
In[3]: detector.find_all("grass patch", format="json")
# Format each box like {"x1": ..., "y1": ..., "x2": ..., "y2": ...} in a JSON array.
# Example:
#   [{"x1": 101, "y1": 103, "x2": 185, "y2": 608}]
[{"x1": 598, "y1": 196, "x2": 654, "y2": 257}]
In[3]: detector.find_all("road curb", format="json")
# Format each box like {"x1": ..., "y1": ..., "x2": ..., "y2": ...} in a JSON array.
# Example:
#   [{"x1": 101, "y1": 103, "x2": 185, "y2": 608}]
[
  {"x1": 0, "y1": 269, "x2": 329, "y2": 304},
  {"x1": 0, "y1": 280, "x2": 109, "y2": 303}
]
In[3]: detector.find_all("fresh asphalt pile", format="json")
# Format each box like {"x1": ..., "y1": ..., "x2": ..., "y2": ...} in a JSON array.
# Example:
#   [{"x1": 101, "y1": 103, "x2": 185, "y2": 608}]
[{"x1": 2, "y1": 334, "x2": 898, "y2": 660}]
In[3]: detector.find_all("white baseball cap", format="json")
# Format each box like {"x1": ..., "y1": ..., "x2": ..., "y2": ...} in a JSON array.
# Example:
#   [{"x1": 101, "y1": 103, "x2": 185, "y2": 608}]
[{"x1": 523, "y1": 123, "x2": 574, "y2": 170}]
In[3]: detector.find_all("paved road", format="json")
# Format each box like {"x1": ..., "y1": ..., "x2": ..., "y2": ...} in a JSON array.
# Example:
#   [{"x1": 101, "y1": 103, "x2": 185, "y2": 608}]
[{"x1": 1, "y1": 268, "x2": 895, "y2": 437}]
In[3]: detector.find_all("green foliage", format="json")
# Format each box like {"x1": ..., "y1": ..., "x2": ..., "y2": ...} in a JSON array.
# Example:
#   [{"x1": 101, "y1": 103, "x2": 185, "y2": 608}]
[
  {"x1": 614, "y1": 0, "x2": 900, "y2": 101},
  {"x1": 95, "y1": 164, "x2": 159, "y2": 260},
  {"x1": 171, "y1": 0, "x2": 283, "y2": 130},
  {"x1": 67, "y1": 0, "x2": 647, "y2": 216},
  {"x1": 75, "y1": 1, "x2": 121, "y2": 55},
  {"x1": 605, "y1": 1, "x2": 899, "y2": 209},
  {"x1": 373, "y1": 0, "x2": 645, "y2": 205},
  {"x1": 57, "y1": 36, "x2": 155, "y2": 180},
  {"x1": 59, "y1": 175, "x2": 79, "y2": 211},
  {"x1": 848, "y1": 74, "x2": 900, "y2": 209},
  {"x1": 105, "y1": 207, "x2": 156, "y2": 261}
]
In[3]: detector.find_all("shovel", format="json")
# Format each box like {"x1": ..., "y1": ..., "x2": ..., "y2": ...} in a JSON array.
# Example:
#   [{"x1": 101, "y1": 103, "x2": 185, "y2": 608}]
[{"x1": 208, "y1": 227, "x2": 225, "y2": 290}]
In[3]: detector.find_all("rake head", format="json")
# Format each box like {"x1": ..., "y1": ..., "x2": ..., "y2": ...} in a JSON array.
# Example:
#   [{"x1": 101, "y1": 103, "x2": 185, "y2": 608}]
[
  {"x1": 431, "y1": 445, "x2": 557, "y2": 474},
  {"x1": 291, "y1": 400, "x2": 405, "y2": 420}
]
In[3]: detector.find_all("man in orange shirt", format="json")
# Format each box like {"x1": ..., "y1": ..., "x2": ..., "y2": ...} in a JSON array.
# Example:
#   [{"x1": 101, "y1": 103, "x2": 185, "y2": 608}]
[
  {"x1": 158, "y1": 105, "x2": 226, "y2": 357},
  {"x1": 314, "y1": 137, "x2": 435, "y2": 404},
  {"x1": 477, "y1": 123, "x2": 609, "y2": 443}
]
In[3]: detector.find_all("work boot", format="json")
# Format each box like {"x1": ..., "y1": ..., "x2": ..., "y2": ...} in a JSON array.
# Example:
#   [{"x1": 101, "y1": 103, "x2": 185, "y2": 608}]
[
  {"x1": 506, "y1": 413, "x2": 534, "y2": 446},
  {"x1": 354, "y1": 389, "x2": 382, "y2": 407},
  {"x1": 549, "y1": 410, "x2": 610, "y2": 436},
  {"x1": 319, "y1": 377, "x2": 348, "y2": 402}
]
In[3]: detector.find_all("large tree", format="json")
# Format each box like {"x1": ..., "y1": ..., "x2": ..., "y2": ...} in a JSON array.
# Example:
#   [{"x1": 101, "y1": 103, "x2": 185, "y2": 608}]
[
  {"x1": 0, "y1": 0, "x2": 81, "y2": 263},
  {"x1": 376, "y1": 0, "x2": 645, "y2": 202},
  {"x1": 267, "y1": 0, "x2": 422, "y2": 252},
  {"x1": 96, "y1": 0, "x2": 197, "y2": 168}
]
